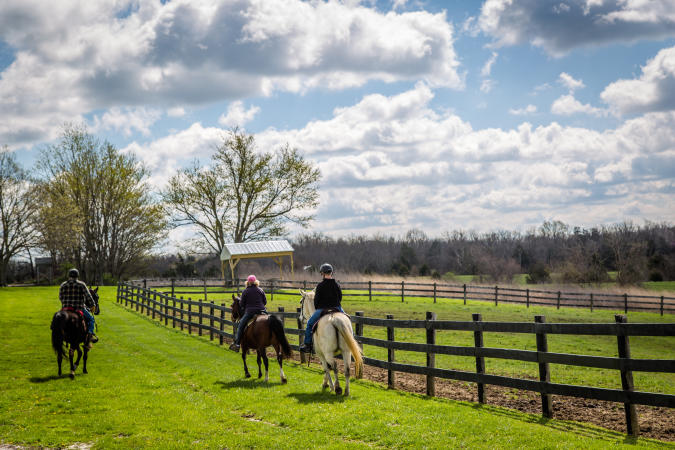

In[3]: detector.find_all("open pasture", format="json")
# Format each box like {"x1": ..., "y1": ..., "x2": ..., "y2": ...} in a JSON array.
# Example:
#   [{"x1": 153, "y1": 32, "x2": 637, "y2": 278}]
[{"x1": 1, "y1": 286, "x2": 673, "y2": 448}]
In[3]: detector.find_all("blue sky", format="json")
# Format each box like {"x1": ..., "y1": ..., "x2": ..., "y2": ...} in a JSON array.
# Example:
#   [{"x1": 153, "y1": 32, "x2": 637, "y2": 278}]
[{"x1": 1, "y1": 0, "x2": 674, "y2": 248}]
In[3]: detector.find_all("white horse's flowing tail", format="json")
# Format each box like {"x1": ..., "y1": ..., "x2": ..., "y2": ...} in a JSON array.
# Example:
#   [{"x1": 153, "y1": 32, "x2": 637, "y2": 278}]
[{"x1": 335, "y1": 316, "x2": 363, "y2": 379}]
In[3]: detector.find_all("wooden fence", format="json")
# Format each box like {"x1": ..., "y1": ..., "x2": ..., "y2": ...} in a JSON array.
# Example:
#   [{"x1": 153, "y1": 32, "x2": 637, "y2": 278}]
[
  {"x1": 131, "y1": 277, "x2": 675, "y2": 315},
  {"x1": 117, "y1": 282, "x2": 675, "y2": 436}
]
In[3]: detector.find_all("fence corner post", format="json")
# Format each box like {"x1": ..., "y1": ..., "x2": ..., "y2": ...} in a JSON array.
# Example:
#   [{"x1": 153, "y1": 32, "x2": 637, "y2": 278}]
[
  {"x1": 526, "y1": 288, "x2": 530, "y2": 308},
  {"x1": 494, "y1": 285, "x2": 498, "y2": 306},
  {"x1": 624, "y1": 293, "x2": 628, "y2": 314},
  {"x1": 433, "y1": 282, "x2": 437, "y2": 304},
  {"x1": 426, "y1": 311, "x2": 436, "y2": 397},
  {"x1": 463, "y1": 284, "x2": 467, "y2": 305},
  {"x1": 472, "y1": 313, "x2": 485, "y2": 404},
  {"x1": 368, "y1": 280, "x2": 372, "y2": 302},
  {"x1": 401, "y1": 281, "x2": 405, "y2": 303},
  {"x1": 615, "y1": 314, "x2": 639, "y2": 437},
  {"x1": 535, "y1": 315, "x2": 552, "y2": 419}
]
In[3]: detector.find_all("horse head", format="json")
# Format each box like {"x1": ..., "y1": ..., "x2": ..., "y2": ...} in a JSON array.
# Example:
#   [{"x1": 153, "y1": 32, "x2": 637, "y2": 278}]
[
  {"x1": 298, "y1": 289, "x2": 315, "y2": 323},
  {"x1": 90, "y1": 287, "x2": 100, "y2": 315},
  {"x1": 230, "y1": 294, "x2": 241, "y2": 322}
]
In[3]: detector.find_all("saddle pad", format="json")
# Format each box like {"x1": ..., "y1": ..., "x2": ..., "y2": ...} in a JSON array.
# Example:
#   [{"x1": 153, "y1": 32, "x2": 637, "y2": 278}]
[
  {"x1": 311, "y1": 308, "x2": 342, "y2": 334},
  {"x1": 243, "y1": 312, "x2": 267, "y2": 332},
  {"x1": 61, "y1": 307, "x2": 84, "y2": 317}
]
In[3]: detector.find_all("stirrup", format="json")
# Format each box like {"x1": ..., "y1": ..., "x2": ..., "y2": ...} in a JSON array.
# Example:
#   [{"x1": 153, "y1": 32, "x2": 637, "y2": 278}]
[
  {"x1": 299, "y1": 343, "x2": 312, "y2": 353},
  {"x1": 88, "y1": 333, "x2": 99, "y2": 343}
]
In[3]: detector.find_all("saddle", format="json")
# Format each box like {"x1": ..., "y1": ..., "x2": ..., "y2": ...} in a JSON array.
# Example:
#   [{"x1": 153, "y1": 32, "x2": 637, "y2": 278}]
[
  {"x1": 60, "y1": 307, "x2": 86, "y2": 331},
  {"x1": 243, "y1": 311, "x2": 268, "y2": 332},
  {"x1": 311, "y1": 308, "x2": 343, "y2": 334}
]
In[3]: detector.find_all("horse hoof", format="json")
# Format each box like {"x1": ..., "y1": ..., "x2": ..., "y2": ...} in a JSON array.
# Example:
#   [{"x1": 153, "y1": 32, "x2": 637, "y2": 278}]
[
  {"x1": 245, "y1": 373, "x2": 251, "y2": 378},
  {"x1": 335, "y1": 387, "x2": 342, "y2": 395},
  {"x1": 83, "y1": 369, "x2": 88, "y2": 374},
  {"x1": 69, "y1": 373, "x2": 74, "y2": 379},
  {"x1": 281, "y1": 378, "x2": 287, "y2": 384}
]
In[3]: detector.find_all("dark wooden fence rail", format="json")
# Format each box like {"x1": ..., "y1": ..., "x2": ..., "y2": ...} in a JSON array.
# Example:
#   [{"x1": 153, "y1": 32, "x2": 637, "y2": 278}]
[
  {"x1": 117, "y1": 282, "x2": 675, "y2": 436},
  {"x1": 131, "y1": 277, "x2": 675, "y2": 315}
]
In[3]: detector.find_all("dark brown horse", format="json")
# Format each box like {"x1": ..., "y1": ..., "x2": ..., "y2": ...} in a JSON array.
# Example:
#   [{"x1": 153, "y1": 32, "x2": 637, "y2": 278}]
[
  {"x1": 51, "y1": 287, "x2": 100, "y2": 379},
  {"x1": 230, "y1": 294, "x2": 291, "y2": 383}
]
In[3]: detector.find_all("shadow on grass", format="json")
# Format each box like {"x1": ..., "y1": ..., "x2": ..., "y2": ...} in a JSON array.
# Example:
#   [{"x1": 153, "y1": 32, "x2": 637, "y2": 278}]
[
  {"x1": 29, "y1": 375, "x2": 68, "y2": 383},
  {"x1": 467, "y1": 403, "x2": 668, "y2": 446},
  {"x1": 214, "y1": 379, "x2": 284, "y2": 389},
  {"x1": 287, "y1": 391, "x2": 346, "y2": 404}
]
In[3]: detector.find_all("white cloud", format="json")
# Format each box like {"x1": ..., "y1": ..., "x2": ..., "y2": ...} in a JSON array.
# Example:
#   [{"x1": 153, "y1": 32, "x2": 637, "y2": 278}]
[
  {"x1": 167, "y1": 107, "x2": 186, "y2": 118},
  {"x1": 509, "y1": 104, "x2": 537, "y2": 115},
  {"x1": 218, "y1": 101, "x2": 260, "y2": 128},
  {"x1": 481, "y1": 52, "x2": 498, "y2": 77},
  {"x1": 480, "y1": 79, "x2": 496, "y2": 93},
  {"x1": 558, "y1": 72, "x2": 585, "y2": 92},
  {"x1": 92, "y1": 107, "x2": 161, "y2": 137},
  {"x1": 601, "y1": 45, "x2": 675, "y2": 115},
  {"x1": 551, "y1": 94, "x2": 606, "y2": 116},
  {"x1": 0, "y1": 0, "x2": 462, "y2": 147},
  {"x1": 477, "y1": 0, "x2": 675, "y2": 56}
]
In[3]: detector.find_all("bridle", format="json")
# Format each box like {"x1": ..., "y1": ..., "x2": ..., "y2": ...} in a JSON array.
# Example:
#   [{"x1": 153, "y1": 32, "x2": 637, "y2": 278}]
[{"x1": 299, "y1": 293, "x2": 309, "y2": 324}]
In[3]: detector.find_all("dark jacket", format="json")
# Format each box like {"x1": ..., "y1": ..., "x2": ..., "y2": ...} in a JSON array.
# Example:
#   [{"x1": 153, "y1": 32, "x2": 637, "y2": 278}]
[
  {"x1": 240, "y1": 285, "x2": 267, "y2": 313},
  {"x1": 314, "y1": 278, "x2": 342, "y2": 309}
]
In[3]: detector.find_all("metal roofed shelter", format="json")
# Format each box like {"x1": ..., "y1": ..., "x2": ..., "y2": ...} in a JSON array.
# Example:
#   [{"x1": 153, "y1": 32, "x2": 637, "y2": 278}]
[{"x1": 220, "y1": 240, "x2": 294, "y2": 280}]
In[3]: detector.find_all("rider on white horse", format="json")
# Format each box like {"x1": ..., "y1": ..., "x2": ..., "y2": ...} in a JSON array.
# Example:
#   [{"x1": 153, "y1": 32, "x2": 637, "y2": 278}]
[{"x1": 299, "y1": 263, "x2": 344, "y2": 353}]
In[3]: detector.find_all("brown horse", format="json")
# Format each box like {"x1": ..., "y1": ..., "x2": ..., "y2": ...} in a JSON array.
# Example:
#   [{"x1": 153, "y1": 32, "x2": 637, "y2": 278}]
[
  {"x1": 230, "y1": 295, "x2": 291, "y2": 383},
  {"x1": 51, "y1": 287, "x2": 100, "y2": 379}
]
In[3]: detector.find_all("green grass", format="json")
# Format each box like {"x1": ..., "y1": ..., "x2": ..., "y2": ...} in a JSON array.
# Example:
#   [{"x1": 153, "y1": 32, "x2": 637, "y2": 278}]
[
  {"x1": 643, "y1": 281, "x2": 675, "y2": 292},
  {"x1": 1, "y1": 287, "x2": 673, "y2": 449}
]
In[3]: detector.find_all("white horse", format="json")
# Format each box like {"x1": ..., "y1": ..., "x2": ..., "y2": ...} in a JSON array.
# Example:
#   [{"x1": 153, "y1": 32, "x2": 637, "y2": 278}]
[{"x1": 299, "y1": 290, "x2": 363, "y2": 396}]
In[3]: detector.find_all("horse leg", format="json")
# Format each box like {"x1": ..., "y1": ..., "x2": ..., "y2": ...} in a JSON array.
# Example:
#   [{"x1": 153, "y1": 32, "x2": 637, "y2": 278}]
[
  {"x1": 343, "y1": 350, "x2": 352, "y2": 397},
  {"x1": 320, "y1": 357, "x2": 335, "y2": 392},
  {"x1": 74, "y1": 345, "x2": 82, "y2": 372},
  {"x1": 242, "y1": 348, "x2": 251, "y2": 378},
  {"x1": 57, "y1": 349, "x2": 63, "y2": 376},
  {"x1": 68, "y1": 347, "x2": 76, "y2": 379},
  {"x1": 261, "y1": 351, "x2": 269, "y2": 382},
  {"x1": 83, "y1": 347, "x2": 88, "y2": 374},
  {"x1": 256, "y1": 351, "x2": 263, "y2": 379},
  {"x1": 333, "y1": 360, "x2": 342, "y2": 395},
  {"x1": 275, "y1": 345, "x2": 287, "y2": 384}
]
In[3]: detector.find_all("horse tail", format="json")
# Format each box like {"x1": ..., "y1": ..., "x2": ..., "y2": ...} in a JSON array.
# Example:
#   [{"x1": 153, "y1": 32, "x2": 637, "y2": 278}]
[
  {"x1": 51, "y1": 311, "x2": 65, "y2": 358},
  {"x1": 268, "y1": 314, "x2": 292, "y2": 358},
  {"x1": 335, "y1": 316, "x2": 363, "y2": 379}
]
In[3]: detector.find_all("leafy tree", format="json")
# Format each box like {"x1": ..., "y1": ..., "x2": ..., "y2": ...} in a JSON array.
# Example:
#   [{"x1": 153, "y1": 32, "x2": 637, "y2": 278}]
[
  {"x1": 162, "y1": 128, "x2": 320, "y2": 254},
  {"x1": 36, "y1": 125, "x2": 167, "y2": 282},
  {"x1": 0, "y1": 147, "x2": 39, "y2": 285}
]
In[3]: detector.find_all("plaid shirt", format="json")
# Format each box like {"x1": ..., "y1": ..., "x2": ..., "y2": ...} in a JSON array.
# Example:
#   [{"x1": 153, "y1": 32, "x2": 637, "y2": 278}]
[{"x1": 59, "y1": 279, "x2": 95, "y2": 310}]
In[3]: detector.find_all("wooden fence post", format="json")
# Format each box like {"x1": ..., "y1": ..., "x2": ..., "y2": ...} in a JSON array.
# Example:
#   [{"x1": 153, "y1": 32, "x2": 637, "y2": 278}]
[
  {"x1": 188, "y1": 298, "x2": 192, "y2": 335},
  {"x1": 401, "y1": 281, "x2": 405, "y2": 303},
  {"x1": 616, "y1": 314, "x2": 639, "y2": 436},
  {"x1": 526, "y1": 288, "x2": 530, "y2": 308},
  {"x1": 426, "y1": 311, "x2": 436, "y2": 397},
  {"x1": 463, "y1": 284, "x2": 467, "y2": 305},
  {"x1": 661, "y1": 295, "x2": 665, "y2": 316},
  {"x1": 355, "y1": 312, "x2": 363, "y2": 351},
  {"x1": 556, "y1": 291, "x2": 561, "y2": 310},
  {"x1": 278, "y1": 307, "x2": 285, "y2": 329},
  {"x1": 219, "y1": 304, "x2": 225, "y2": 345},
  {"x1": 386, "y1": 314, "x2": 395, "y2": 389},
  {"x1": 209, "y1": 301, "x2": 214, "y2": 341},
  {"x1": 472, "y1": 313, "x2": 485, "y2": 404},
  {"x1": 180, "y1": 297, "x2": 184, "y2": 331},
  {"x1": 204, "y1": 279, "x2": 208, "y2": 302},
  {"x1": 535, "y1": 315, "x2": 552, "y2": 418},
  {"x1": 590, "y1": 293, "x2": 594, "y2": 312},
  {"x1": 297, "y1": 307, "x2": 306, "y2": 364},
  {"x1": 164, "y1": 294, "x2": 169, "y2": 326},
  {"x1": 494, "y1": 286, "x2": 498, "y2": 306},
  {"x1": 171, "y1": 278, "x2": 175, "y2": 298},
  {"x1": 198, "y1": 301, "x2": 203, "y2": 336},
  {"x1": 624, "y1": 293, "x2": 628, "y2": 314},
  {"x1": 172, "y1": 296, "x2": 176, "y2": 328},
  {"x1": 271, "y1": 281, "x2": 275, "y2": 301},
  {"x1": 143, "y1": 279, "x2": 147, "y2": 289},
  {"x1": 433, "y1": 282, "x2": 437, "y2": 304},
  {"x1": 124, "y1": 284, "x2": 129, "y2": 307},
  {"x1": 368, "y1": 281, "x2": 372, "y2": 302}
]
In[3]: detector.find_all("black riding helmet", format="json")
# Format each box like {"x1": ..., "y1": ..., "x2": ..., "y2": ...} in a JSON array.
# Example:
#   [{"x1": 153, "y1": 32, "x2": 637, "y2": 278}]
[
  {"x1": 68, "y1": 268, "x2": 79, "y2": 279},
  {"x1": 319, "y1": 263, "x2": 333, "y2": 274}
]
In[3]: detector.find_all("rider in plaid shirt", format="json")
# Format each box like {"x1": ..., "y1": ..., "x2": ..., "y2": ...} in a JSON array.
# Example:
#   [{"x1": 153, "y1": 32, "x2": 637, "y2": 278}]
[{"x1": 59, "y1": 268, "x2": 98, "y2": 343}]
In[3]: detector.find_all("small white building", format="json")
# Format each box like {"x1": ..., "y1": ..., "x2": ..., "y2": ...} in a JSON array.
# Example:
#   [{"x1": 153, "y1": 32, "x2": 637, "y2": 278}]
[{"x1": 220, "y1": 240, "x2": 294, "y2": 280}]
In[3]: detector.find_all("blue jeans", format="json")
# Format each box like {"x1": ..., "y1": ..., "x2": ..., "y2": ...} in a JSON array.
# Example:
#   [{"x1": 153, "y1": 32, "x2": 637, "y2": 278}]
[
  {"x1": 235, "y1": 310, "x2": 265, "y2": 344},
  {"x1": 304, "y1": 307, "x2": 344, "y2": 345},
  {"x1": 82, "y1": 308, "x2": 96, "y2": 334}
]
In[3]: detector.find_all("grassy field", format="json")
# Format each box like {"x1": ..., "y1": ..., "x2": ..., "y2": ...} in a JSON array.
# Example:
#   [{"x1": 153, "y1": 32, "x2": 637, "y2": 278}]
[{"x1": 1, "y1": 287, "x2": 673, "y2": 448}]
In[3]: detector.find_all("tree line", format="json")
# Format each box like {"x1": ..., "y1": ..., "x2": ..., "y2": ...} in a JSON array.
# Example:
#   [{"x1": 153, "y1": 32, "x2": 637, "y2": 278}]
[{"x1": 1, "y1": 125, "x2": 319, "y2": 285}]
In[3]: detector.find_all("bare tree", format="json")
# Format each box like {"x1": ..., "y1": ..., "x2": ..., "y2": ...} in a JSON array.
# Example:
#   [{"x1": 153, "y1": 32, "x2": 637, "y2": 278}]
[
  {"x1": 162, "y1": 128, "x2": 320, "y2": 254},
  {"x1": 0, "y1": 147, "x2": 38, "y2": 285}
]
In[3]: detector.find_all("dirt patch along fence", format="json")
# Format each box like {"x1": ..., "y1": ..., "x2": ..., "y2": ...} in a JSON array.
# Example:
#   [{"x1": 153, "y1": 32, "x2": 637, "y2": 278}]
[
  {"x1": 133, "y1": 277, "x2": 675, "y2": 315},
  {"x1": 117, "y1": 282, "x2": 675, "y2": 437}
]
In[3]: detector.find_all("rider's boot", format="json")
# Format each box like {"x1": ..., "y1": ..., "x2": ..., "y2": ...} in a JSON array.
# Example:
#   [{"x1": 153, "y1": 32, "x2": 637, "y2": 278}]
[
  {"x1": 87, "y1": 333, "x2": 99, "y2": 347},
  {"x1": 229, "y1": 343, "x2": 240, "y2": 352},
  {"x1": 299, "y1": 342, "x2": 312, "y2": 353}
]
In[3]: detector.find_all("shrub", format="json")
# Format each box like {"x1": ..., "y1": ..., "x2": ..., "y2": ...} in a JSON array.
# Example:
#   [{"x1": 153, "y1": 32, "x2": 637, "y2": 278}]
[
  {"x1": 649, "y1": 270, "x2": 664, "y2": 282},
  {"x1": 527, "y1": 263, "x2": 551, "y2": 284}
]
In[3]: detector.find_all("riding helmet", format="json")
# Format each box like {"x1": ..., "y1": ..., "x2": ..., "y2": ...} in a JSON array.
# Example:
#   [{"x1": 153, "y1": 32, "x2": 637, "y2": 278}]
[
  {"x1": 68, "y1": 268, "x2": 79, "y2": 279},
  {"x1": 319, "y1": 263, "x2": 333, "y2": 274}
]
